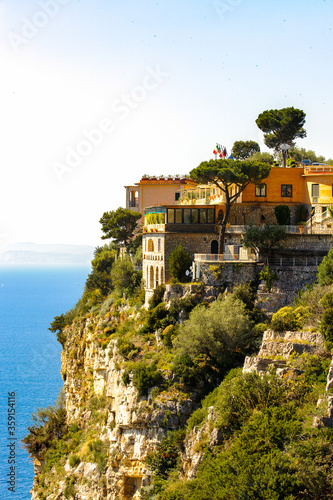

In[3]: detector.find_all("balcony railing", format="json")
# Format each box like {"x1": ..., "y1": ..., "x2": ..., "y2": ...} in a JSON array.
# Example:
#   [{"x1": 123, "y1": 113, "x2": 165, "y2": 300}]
[
  {"x1": 264, "y1": 256, "x2": 324, "y2": 267},
  {"x1": 194, "y1": 252, "x2": 255, "y2": 262},
  {"x1": 143, "y1": 224, "x2": 165, "y2": 233},
  {"x1": 304, "y1": 166, "x2": 333, "y2": 174}
]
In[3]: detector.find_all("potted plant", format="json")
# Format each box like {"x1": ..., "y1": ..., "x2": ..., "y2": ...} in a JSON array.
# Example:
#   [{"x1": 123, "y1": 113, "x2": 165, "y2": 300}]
[{"x1": 298, "y1": 222, "x2": 306, "y2": 234}]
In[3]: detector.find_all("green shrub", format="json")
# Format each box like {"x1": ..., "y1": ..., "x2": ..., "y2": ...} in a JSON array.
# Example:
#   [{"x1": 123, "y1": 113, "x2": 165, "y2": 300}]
[
  {"x1": 318, "y1": 249, "x2": 333, "y2": 286},
  {"x1": 175, "y1": 295, "x2": 253, "y2": 368},
  {"x1": 88, "y1": 439, "x2": 109, "y2": 472},
  {"x1": 64, "y1": 476, "x2": 76, "y2": 499},
  {"x1": 111, "y1": 257, "x2": 141, "y2": 297},
  {"x1": 274, "y1": 204, "x2": 290, "y2": 225},
  {"x1": 117, "y1": 336, "x2": 138, "y2": 359},
  {"x1": 320, "y1": 292, "x2": 333, "y2": 344},
  {"x1": 143, "y1": 303, "x2": 169, "y2": 332},
  {"x1": 162, "y1": 324, "x2": 179, "y2": 349},
  {"x1": 148, "y1": 284, "x2": 166, "y2": 310},
  {"x1": 132, "y1": 362, "x2": 163, "y2": 397},
  {"x1": 88, "y1": 394, "x2": 107, "y2": 411},
  {"x1": 122, "y1": 371, "x2": 130, "y2": 385},
  {"x1": 22, "y1": 391, "x2": 67, "y2": 458},
  {"x1": 259, "y1": 265, "x2": 278, "y2": 292},
  {"x1": 271, "y1": 305, "x2": 309, "y2": 332},
  {"x1": 171, "y1": 354, "x2": 201, "y2": 386},
  {"x1": 146, "y1": 430, "x2": 185, "y2": 481},
  {"x1": 69, "y1": 454, "x2": 81, "y2": 468},
  {"x1": 168, "y1": 243, "x2": 192, "y2": 282},
  {"x1": 187, "y1": 407, "x2": 207, "y2": 431}
]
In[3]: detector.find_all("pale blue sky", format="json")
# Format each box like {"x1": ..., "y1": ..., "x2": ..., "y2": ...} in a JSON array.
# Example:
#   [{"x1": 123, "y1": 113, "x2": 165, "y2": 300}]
[{"x1": 0, "y1": 0, "x2": 332, "y2": 246}]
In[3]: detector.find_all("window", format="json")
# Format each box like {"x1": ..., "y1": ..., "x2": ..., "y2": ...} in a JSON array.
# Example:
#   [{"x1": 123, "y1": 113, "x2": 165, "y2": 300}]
[
  {"x1": 281, "y1": 184, "x2": 292, "y2": 197},
  {"x1": 175, "y1": 192, "x2": 180, "y2": 201},
  {"x1": 164, "y1": 208, "x2": 215, "y2": 224},
  {"x1": 167, "y1": 209, "x2": 174, "y2": 223},
  {"x1": 199, "y1": 209, "x2": 207, "y2": 224},
  {"x1": 312, "y1": 184, "x2": 319, "y2": 198},
  {"x1": 184, "y1": 209, "x2": 191, "y2": 223},
  {"x1": 207, "y1": 209, "x2": 215, "y2": 223},
  {"x1": 192, "y1": 209, "x2": 199, "y2": 223},
  {"x1": 255, "y1": 184, "x2": 267, "y2": 197},
  {"x1": 175, "y1": 209, "x2": 182, "y2": 223}
]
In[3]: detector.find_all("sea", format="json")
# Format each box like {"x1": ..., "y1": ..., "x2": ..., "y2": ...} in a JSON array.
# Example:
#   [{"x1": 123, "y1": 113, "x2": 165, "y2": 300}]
[{"x1": 0, "y1": 265, "x2": 90, "y2": 500}]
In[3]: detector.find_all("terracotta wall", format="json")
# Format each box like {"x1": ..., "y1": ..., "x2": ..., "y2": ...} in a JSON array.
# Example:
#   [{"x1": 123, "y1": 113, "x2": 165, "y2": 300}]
[{"x1": 242, "y1": 167, "x2": 306, "y2": 204}]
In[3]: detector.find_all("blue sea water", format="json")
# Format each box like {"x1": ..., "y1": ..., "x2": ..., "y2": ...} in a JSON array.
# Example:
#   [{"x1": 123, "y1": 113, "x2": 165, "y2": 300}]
[{"x1": 0, "y1": 266, "x2": 90, "y2": 500}]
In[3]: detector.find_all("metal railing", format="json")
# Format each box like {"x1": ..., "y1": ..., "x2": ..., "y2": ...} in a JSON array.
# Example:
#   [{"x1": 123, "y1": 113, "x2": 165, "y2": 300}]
[
  {"x1": 264, "y1": 256, "x2": 324, "y2": 267},
  {"x1": 226, "y1": 225, "x2": 246, "y2": 233},
  {"x1": 194, "y1": 253, "x2": 255, "y2": 262}
]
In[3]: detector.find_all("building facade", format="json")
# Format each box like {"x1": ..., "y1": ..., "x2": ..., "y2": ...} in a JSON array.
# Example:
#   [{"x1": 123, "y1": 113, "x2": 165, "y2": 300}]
[
  {"x1": 136, "y1": 165, "x2": 333, "y2": 299},
  {"x1": 125, "y1": 175, "x2": 197, "y2": 223}
]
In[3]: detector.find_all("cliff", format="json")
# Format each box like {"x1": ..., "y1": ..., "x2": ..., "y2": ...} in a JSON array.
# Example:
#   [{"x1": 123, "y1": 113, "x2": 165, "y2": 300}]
[
  {"x1": 30, "y1": 302, "x2": 198, "y2": 500},
  {"x1": 29, "y1": 280, "x2": 333, "y2": 499}
]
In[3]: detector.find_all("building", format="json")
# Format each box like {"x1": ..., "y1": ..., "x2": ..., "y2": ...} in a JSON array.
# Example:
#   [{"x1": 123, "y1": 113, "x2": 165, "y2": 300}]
[
  {"x1": 125, "y1": 175, "x2": 197, "y2": 224},
  {"x1": 136, "y1": 165, "x2": 333, "y2": 299}
]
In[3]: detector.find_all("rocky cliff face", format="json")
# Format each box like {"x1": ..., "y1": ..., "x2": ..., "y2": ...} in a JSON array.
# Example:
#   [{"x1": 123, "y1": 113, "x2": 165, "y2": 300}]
[
  {"x1": 30, "y1": 283, "x2": 333, "y2": 499},
  {"x1": 31, "y1": 313, "x2": 197, "y2": 500}
]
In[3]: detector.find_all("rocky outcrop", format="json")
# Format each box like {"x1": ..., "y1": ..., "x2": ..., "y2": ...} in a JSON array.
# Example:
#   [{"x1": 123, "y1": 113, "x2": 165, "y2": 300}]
[
  {"x1": 31, "y1": 314, "x2": 197, "y2": 500},
  {"x1": 313, "y1": 358, "x2": 333, "y2": 429},
  {"x1": 243, "y1": 329, "x2": 325, "y2": 376},
  {"x1": 163, "y1": 283, "x2": 220, "y2": 306}
]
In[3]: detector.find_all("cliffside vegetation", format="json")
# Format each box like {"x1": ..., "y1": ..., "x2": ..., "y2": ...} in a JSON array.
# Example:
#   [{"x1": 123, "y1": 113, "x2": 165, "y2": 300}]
[{"x1": 24, "y1": 239, "x2": 333, "y2": 500}]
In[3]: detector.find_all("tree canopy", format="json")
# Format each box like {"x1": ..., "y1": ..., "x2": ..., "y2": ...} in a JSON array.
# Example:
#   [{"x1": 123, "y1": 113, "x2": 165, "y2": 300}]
[
  {"x1": 289, "y1": 147, "x2": 326, "y2": 164},
  {"x1": 232, "y1": 140, "x2": 260, "y2": 160},
  {"x1": 99, "y1": 207, "x2": 141, "y2": 247},
  {"x1": 243, "y1": 224, "x2": 287, "y2": 258},
  {"x1": 250, "y1": 151, "x2": 275, "y2": 165},
  {"x1": 168, "y1": 243, "x2": 192, "y2": 281},
  {"x1": 317, "y1": 248, "x2": 333, "y2": 286},
  {"x1": 190, "y1": 159, "x2": 271, "y2": 252},
  {"x1": 256, "y1": 107, "x2": 306, "y2": 152}
]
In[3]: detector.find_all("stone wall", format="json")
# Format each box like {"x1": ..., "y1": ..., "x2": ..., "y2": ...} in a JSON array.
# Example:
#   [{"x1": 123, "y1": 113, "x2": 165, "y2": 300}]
[
  {"x1": 228, "y1": 203, "x2": 301, "y2": 226},
  {"x1": 199, "y1": 261, "x2": 261, "y2": 288}
]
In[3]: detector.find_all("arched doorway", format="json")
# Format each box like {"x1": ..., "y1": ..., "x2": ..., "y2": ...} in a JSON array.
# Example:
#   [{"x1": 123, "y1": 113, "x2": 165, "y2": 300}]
[{"x1": 211, "y1": 240, "x2": 219, "y2": 254}]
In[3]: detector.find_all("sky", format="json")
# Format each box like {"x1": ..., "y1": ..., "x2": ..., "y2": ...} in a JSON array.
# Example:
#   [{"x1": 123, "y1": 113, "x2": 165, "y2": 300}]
[{"x1": 0, "y1": 0, "x2": 332, "y2": 247}]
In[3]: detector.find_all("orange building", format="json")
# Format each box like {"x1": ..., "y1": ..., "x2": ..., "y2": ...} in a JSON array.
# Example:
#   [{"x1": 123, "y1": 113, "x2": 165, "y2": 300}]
[{"x1": 125, "y1": 175, "x2": 197, "y2": 223}]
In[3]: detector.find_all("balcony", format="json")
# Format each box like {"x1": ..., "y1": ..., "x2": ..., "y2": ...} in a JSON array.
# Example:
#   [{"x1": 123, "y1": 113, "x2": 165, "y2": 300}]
[
  {"x1": 195, "y1": 246, "x2": 255, "y2": 262},
  {"x1": 304, "y1": 165, "x2": 333, "y2": 175},
  {"x1": 143, "y1": 224, "x2": 165, "y2": 233}
]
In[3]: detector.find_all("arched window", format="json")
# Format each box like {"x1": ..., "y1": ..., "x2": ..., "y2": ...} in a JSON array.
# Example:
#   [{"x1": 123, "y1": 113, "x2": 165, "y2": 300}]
[
  {"x1": 155, "y1": 267, "x2": 159, "y2": 288},
  {"x1": 211, "y1": 240, "x2": 219, "y2": 254},
  {"x1": 160, "y1": 266, "x2": 164, "y2": 284},
  {"x1": 148, "y1": 238, "x2": 154, "y2": 252},
  {"x1": 149, "y1": 266, "x2": 154, "y2": 289},
  {"x1": 158, "y1": 238, "x2": 161, "y2": 252}
]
